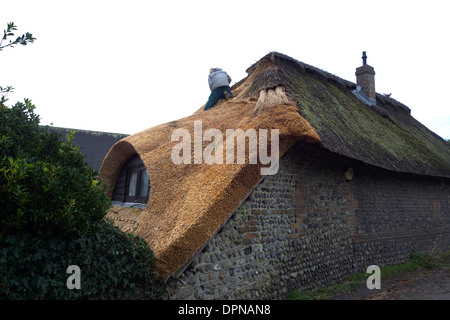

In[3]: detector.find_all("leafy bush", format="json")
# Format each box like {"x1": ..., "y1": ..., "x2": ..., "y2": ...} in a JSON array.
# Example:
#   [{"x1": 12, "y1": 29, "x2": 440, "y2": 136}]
[
  {"x1": 0, "y1": 100, "x2": 109, "y2": 238},
  {"x1": 0, "y1": 220, "x2": 163, "y2": 299},
  {"x1": 0, "y1": 100, "x2": 163, "y2": 299}
]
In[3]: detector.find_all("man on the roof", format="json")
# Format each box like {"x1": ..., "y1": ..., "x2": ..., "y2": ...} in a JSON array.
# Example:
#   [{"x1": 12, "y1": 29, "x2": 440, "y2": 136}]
[{"x1": 203, "y1": 68, "x2": 233, "y2": 111}]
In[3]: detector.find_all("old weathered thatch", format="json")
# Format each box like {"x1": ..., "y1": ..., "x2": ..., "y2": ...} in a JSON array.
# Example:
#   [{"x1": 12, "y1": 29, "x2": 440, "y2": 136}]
[
  {"x1": 256, "y1": 52, "x2": 450, "y2": 178},
  {"x1": 100, "y1": 52, "x2": 450, "y2": 281}
]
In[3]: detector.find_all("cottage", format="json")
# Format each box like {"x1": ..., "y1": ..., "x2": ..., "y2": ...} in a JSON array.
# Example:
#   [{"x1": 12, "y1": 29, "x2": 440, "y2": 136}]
[{"x1": 100, "y1": 52, "x2": 450, "y2": 299}]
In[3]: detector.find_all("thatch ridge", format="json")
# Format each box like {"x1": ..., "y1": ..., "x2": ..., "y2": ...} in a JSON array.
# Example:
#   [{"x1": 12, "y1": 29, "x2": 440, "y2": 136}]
[{"x1": 256, "y1": 52, "x2": 412, "y2": 114}]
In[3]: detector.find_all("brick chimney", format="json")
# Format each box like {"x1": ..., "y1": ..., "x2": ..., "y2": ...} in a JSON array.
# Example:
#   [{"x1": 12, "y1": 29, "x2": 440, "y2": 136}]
[{"x1": 355, "y1": 51, "x2": 376, "y2": 101}]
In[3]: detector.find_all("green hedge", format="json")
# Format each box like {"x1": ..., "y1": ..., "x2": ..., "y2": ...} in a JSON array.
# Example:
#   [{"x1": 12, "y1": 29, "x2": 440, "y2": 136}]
[
  {"x1": 0, "y1": 100, "x2": 163, "y2": 299},
  {"x1": 0, "y1": 221, "x2": 163, "y2": 299}
]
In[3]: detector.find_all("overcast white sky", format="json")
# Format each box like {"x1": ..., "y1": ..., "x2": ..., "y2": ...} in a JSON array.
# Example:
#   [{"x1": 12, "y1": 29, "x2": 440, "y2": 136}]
[{"x1": 2, "y1": 0, "x2": 449, "y2": 139}]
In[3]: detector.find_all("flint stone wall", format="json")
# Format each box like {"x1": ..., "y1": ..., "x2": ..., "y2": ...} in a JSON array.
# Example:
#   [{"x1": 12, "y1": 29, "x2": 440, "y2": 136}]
[{"x1": 165, "y1": 143, "x2": 450, "y2": 300}]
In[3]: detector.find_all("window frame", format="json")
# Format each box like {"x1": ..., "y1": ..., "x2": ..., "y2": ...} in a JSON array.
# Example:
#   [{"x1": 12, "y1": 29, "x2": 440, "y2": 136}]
[
  {"x1": 124, "y1": 164, "x2": 150, "y2": 203},
  {"x1": 112, "y1": 154, "x2": 150, "y2": 204}
]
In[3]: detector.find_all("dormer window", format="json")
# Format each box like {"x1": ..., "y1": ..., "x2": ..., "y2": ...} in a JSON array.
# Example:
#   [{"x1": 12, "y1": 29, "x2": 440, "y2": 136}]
[{"x1": 112, "y1": 154, "x2": 150, "y2": 204}]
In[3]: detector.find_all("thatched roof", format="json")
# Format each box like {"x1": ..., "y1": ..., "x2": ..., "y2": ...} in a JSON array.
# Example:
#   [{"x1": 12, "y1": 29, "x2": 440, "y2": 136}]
[
  {"x1": 100, "y1": 66, "x2": 320, "y2": 280},
  {"x1": 100, "y1": 52, "x2": 450, "y2": 281},
  {"x1": 258, "y1": 52, "x2": 450, "y2": 178}
]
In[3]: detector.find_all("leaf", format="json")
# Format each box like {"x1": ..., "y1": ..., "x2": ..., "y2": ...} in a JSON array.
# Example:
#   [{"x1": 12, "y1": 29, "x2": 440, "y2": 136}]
[{"x1": 17, "y1": 208, "x2": 24, "y2": 217}]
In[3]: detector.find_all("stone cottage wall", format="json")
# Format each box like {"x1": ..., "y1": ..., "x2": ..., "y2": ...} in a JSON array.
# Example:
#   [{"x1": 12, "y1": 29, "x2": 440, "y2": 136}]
[{"x1": 165, "y1": 143, "x2": 450, "y2": 300}]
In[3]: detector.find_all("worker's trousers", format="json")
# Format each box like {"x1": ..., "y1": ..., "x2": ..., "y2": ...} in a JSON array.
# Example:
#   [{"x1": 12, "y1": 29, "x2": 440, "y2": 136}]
[{"x1": 204, "y1": 86, "x2": 233, "y2": 111}]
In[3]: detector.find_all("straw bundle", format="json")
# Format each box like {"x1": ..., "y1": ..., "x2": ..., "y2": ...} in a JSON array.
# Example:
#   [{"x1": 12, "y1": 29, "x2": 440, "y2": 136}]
[{"x1": 253, "y1": 86, "x2": 293, "y2": 115}]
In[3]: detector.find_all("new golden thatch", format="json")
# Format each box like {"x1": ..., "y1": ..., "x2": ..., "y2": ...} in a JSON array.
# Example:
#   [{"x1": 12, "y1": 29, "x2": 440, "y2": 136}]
[{"x1": 100, "y1": 56, "x2": 320, "y2": 281}]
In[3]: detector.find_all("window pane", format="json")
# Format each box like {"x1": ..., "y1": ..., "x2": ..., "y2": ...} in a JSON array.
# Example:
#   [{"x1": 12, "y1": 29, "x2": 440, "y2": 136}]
[
  {"x1": 139, "y1": 169, "x2": 149, "y2": 197},
  {"x1": 128, "y1": 169, "x2": 138, "y2": 197}
]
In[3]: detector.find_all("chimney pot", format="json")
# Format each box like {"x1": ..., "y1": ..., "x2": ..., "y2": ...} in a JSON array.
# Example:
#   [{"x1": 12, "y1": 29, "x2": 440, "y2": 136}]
[{"x1": 355, "y1": 51, "x2": 376, "y2": 102}]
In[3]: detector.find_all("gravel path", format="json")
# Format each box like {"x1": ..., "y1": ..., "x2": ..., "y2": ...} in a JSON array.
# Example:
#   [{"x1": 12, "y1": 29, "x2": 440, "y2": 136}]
[{"x1": 331, "y1": 269, "x2": 450, "y2": 300}]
